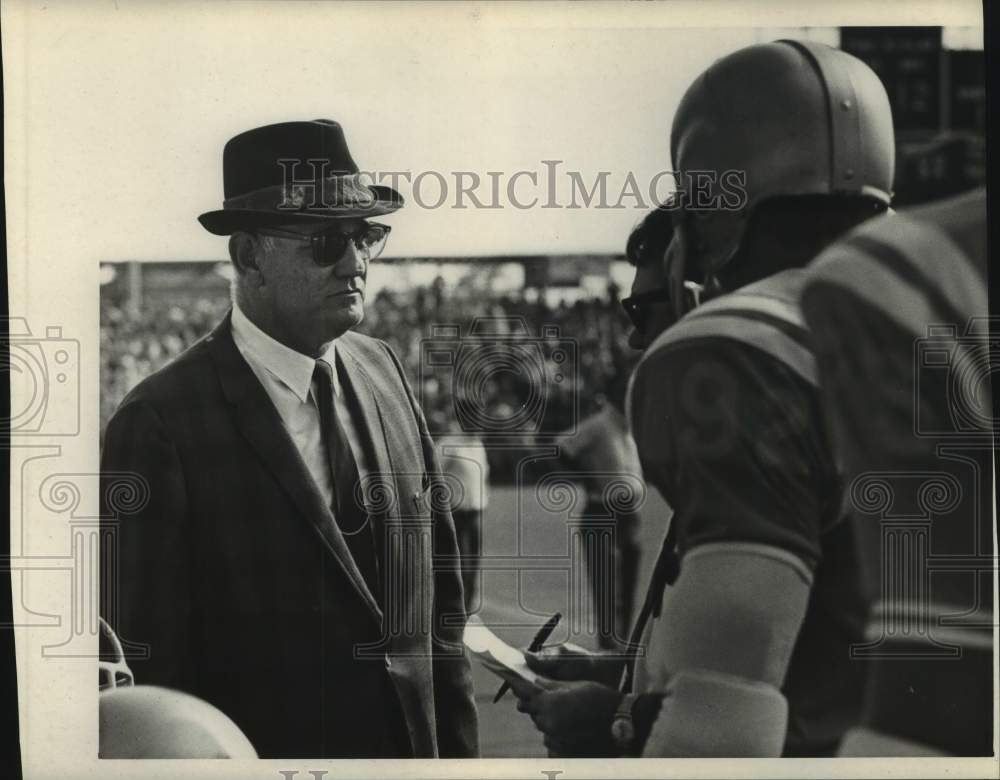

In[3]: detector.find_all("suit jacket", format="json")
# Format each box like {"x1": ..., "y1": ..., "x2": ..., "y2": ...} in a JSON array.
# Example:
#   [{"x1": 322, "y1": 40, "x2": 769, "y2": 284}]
[{"x1": 100, "y1": 313, "x2": 479, "y2": 758}]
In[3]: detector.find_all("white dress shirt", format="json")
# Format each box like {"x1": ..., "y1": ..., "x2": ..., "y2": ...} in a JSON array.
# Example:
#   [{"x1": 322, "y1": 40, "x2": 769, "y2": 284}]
[{"x1": 230, "y1": 302, "x2": 369, "y2": 510}]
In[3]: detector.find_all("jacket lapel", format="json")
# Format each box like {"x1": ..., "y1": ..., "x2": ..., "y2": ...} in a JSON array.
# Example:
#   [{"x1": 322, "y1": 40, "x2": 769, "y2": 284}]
[
  {"x1": 206, "y1": 313, "x2": 383, "y2": 624},
  {"x1": 335, "y1": 339, "x2": 398, "y2": 510},
  {"x1": 335, "y1": 338, "x2": 408, "y2": 603}
]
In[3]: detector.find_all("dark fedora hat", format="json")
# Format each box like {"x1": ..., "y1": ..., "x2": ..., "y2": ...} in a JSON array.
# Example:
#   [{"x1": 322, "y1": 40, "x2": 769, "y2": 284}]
[{"x1": 198, "y1": 119, "x2": 403, "y2": 235}]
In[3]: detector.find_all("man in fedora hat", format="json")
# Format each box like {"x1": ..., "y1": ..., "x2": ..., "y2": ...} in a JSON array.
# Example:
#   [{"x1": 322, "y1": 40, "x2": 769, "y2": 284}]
[{"x1": 100, "y1": 120, "x2": 479, "y2": 758}]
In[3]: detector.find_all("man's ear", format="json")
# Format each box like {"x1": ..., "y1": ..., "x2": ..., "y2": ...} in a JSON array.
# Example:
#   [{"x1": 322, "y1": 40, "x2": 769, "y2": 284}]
[{"x1": 229, "y1": 232, "x2": 264, "y2": 285}]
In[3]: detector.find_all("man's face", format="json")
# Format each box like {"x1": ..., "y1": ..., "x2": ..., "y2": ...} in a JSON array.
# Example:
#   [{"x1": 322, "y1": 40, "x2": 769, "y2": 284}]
[{"x1": 256, "y1": 219, "x2": 370, "y2": 352}]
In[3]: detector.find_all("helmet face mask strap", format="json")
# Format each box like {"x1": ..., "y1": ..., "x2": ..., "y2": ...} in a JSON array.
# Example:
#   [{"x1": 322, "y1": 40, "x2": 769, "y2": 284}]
[
  {"x1": 98, "y1": 616, "x2": 135, "y2": 691},
  {"x1": 670, "y1": 204, "x2": 741, "y2": 316},
  {"x1": 665, "y1": 216, "x2": 709, "y2": 319}
]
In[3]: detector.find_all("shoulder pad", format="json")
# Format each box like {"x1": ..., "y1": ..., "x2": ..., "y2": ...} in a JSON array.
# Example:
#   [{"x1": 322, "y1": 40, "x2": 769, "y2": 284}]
[
  {"x1": 637, "y1": 269, "x2": 818, "y2": 388},
  {"x1": 808, "y1": 210, "x2": 987, "y2": 337}
]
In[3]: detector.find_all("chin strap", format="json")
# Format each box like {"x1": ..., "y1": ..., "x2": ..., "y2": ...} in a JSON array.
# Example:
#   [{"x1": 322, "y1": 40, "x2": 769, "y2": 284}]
[
  {"x1": 691, "y1": 276, "x2": 721, "y2": 307},
  {"x1": 98, "y1": 616, "x2": 134, "y2": 691},
  {"x1": 667, "y1": 218, "x2": 721, "y2": 318}
]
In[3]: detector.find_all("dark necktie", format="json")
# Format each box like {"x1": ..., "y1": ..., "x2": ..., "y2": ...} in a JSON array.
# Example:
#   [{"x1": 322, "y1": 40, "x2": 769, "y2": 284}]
[{"x1": 312, "y1": 358, "x2": 380, "y2": 596}]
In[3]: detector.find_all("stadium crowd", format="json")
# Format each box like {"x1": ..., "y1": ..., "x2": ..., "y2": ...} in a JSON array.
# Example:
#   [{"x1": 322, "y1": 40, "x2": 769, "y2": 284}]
[{"x1": 100, "y1": 274, "x2": 634, "y2": 479}]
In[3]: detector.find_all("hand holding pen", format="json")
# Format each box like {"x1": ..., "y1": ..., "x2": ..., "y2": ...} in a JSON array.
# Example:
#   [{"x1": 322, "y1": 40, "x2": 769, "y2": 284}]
[{"x1": 493, "y1": 612, "x2": 562, "y2": 703}]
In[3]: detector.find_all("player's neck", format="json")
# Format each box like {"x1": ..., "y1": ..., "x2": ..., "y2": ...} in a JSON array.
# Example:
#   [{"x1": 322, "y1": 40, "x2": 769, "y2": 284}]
[{"x1": 718, "y1": 235, "x2": 829, "y2": 293}]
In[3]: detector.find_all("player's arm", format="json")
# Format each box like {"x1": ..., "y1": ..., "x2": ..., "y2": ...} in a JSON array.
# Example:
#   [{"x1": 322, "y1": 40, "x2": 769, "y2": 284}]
[
  {"x1": 517, "y1": 342, "x2": 828, "y2": 757},
  {"x1": 636, "y1": 543, "x2": 811, "y2": 755},
  {"x1": 521, "y1": 539, "x2": 812, "y2": 758},
  {"x1": 629, "y1": 342, "x2": 827, "y2": 756}
]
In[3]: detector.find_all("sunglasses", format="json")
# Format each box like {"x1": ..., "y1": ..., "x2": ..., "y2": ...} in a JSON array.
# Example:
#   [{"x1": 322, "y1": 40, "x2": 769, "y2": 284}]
[
  {"x1": 622, "y1": 281, "x2": 703, "y2": 335},
  {"x1": 621, "y1": 288, "x2": 672, "y2": 335},
  {"x1": 257, "y1": 223, "x2": 391, "y2": 266}
]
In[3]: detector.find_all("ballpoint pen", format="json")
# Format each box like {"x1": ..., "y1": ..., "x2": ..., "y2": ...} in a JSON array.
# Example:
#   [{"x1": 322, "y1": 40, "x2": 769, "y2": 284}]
[{"x1": 493, "y1": 611, "x2": 562, "y2": 703}]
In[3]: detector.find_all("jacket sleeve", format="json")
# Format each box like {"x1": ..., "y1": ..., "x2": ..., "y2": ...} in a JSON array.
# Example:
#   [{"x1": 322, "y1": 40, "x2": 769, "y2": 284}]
[
  {"x1": 100, "y1": 398, "x2": 195, "y2": 692},
  {"x1": 379, "y1": 341, "x2": 481, "y2": 757}
]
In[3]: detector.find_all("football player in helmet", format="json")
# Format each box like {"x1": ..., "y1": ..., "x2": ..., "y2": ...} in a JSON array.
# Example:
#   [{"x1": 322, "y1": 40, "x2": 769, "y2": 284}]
[
  {"x1": 558, "y1": 205, "x2": 674, "y2": 651},
  {"x1": 801, "y1": 187, "x2": 993, "y2": 756},
  {"x1": 517, "y1": 40, "x2": 894, "y2": 757}
]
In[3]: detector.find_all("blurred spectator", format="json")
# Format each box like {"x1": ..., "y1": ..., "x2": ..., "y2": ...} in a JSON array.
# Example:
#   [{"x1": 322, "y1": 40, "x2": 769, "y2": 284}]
[
  {"x1": 556, "y1": 354, "x2": 643, "y2": 651},
  {"x1": 100, "y1": 295, "x2": 231, "y2": 446},
  {"x1": 434, "y1": 408, "x2": 490, "y2": 617},
  {"x1": 100, "y1": 273, "x2": 636, "y2": 481}
]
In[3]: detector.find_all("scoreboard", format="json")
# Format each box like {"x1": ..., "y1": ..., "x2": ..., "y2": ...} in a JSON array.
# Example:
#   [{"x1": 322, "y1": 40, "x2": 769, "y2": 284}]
[
  {"x1": 841, "y1": 27, "x2": 943, "y2": 137},
  {"x1": 948, "y1": 49, "x2": 986, "y2": 135},
  {"x1": 841, "y1": 26, "x2": 985, "y2": 204}
]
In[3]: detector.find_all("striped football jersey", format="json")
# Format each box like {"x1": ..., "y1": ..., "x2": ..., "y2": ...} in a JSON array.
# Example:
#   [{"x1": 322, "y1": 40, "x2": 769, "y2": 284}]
[
  {"x1": 802, "y1": 188, "x2": 993, "y2": 756},
  {"x1": 627, "y1": 267, "x2": 869, "y2": 756}
]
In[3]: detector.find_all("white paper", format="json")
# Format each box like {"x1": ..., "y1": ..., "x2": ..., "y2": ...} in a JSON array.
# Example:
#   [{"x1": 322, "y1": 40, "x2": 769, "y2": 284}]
[{"x1": 463, "y1": 615, "x2": 542, "y2": 689}]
